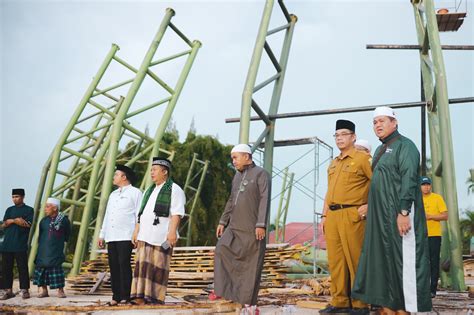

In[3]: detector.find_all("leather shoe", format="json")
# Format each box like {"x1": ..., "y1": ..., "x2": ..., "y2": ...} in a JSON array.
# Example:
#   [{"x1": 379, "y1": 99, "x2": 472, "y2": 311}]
[
  {"x1": 350, "y1": 308, "x2": 370, "y2": 315},
  {"x1": 319, "y1": 305, "x2": 351, "y2": 313}
]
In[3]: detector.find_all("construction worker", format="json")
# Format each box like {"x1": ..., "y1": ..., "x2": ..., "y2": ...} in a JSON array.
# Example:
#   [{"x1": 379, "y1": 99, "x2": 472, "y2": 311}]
[
  {"x1": 420, "y1": 176, "x2": 448, "y2": 298},
  {"x1": 320, "y1": 120, "x2": 372, "y2": 315}
]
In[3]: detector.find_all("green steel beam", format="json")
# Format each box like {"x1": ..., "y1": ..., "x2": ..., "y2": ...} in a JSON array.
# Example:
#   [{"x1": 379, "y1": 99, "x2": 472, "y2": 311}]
[
  {"x1": 274, "y1": 168, "x2": 294, "y2": 242},
  {"x1": 239, "y1": 0, "x2": 274, "y2": 143},
  {"x1": 185, "y1": 158, "x2": 209, "y2": 246},
  {"x1": 145, "y1": 39, "x2": 201, "y2": 186},
  {"x1": 412, "y1": 0, "x2": 465, "y2": 290},
  {"x1": 413, "y1": 4, "x2": 451, "y2": 287},
  {"x1": 281, "y1": 172, "x2": 294, "y2": 241},
  {"x1": 262, "y1": 12, "x2": 297, "y2": 177},
  {"x1": 73, "y1": 9, "x2": 175, "y2": 274},
  {"x1": 237, "y1": 0, "x2": 297, "y2": 237},
  {"x1": 87, "y1": 11, "x2": 200, "y2": 268},
  {"x1": 28, "y1": 44, "x2": 120, "y2": 274},
  {"x1": 274, "y1": 168, "x2": 288, "y2": 242}
]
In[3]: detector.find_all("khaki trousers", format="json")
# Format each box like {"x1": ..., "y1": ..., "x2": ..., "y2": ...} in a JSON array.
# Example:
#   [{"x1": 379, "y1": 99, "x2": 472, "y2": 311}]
[{"x1": 325, "y1": 206, "x2": 367, "y2": 308}]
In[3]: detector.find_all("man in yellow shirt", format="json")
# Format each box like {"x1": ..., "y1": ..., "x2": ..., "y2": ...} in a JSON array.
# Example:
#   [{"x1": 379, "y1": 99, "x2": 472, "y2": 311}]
[{"x1": 421, "y1": 176, "x2": 448, "y2": 298}]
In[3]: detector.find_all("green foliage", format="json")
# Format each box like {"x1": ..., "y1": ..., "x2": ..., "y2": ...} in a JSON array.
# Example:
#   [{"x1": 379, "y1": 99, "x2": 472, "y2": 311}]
[
  {"x1": 460, "y1": 210, "x2": 474, "y2": 255},
  {"x1": 158, "y1": 131, "x2": 234, "y2": 246}
]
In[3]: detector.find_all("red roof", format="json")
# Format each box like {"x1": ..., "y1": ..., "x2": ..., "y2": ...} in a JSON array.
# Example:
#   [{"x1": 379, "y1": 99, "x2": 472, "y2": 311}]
[{"x1": 268, "y1": 222, "x2": 326, "y2": 249}]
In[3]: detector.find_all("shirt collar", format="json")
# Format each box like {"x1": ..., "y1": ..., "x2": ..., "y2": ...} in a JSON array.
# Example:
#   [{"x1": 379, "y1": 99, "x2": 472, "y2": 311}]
[
  {"x1": 337, "y1": 147, "x2": 356, "y2": 160},
  {"x1": 239, "y1": 162, "x2": 256, "y2": 172},
  {"x1": 118, "y1": 184, "x2": 132, "y2": 192},
  {"x1": 380, "y1": 130, "x2": 400, "y2": 144}
]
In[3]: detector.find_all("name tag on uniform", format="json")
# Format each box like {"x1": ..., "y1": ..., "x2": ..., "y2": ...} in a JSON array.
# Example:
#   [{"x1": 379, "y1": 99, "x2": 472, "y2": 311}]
[{"x1": 386, "y1": 148, "x2": 393, "y2": 153}]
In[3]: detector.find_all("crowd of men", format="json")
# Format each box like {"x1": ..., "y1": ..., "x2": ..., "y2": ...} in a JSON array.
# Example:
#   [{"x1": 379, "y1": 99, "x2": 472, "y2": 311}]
[{"x1": 0, "y1": 106, "x2": 449, "y2": 315}]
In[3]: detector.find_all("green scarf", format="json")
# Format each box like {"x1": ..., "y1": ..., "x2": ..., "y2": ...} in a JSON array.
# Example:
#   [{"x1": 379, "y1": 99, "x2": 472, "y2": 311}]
[{"x1": 137, "y1": 178, "x2": 173, "y2": 225}]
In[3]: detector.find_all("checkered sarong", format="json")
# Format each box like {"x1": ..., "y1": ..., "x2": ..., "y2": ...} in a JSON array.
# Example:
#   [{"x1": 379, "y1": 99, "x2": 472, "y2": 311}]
[
  {"x1": 130, "y1": 241, "x2": 172, "y2": 303},
  {"x1": 33, "y1": 266, "x2": 65, "y2": 289}
]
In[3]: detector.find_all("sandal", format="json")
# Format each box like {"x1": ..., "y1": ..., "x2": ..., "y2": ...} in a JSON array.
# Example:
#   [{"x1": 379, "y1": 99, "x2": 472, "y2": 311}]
[
  {"x1": 130, "y1": 299, "x2": 145, "y2": 305},
  {"x1": 0, "y1": 291, "x2": 15, "y2": 300},
  {"x1": 106, "y1": 300, "x2": 119, "y2": 306},
  {"x1": 37, "y1": 291, "x2": 49, "y2": 298}
]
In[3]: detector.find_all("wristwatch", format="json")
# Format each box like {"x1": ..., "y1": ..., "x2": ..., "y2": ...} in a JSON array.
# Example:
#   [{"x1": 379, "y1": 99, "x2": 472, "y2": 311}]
[{"x1": 400, "y1": 209, "x2": 410, "y2": 216}]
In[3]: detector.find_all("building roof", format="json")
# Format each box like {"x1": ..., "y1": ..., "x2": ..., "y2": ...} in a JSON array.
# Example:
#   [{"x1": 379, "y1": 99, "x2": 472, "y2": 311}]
[{"x1": 268, "y1": 222, "x2": 326, "y2": 249}]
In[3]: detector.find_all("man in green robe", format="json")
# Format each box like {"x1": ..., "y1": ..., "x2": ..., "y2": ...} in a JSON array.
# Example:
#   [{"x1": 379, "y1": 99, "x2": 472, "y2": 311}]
[{"x1": 352, "y1": 106, "x2": 432, "y2": 314}]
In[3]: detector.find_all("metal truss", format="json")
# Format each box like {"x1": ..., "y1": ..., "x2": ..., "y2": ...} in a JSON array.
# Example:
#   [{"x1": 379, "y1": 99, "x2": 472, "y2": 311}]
[
  {"x1": 27, "y1": 8, "x2": 201, "y2": 276},
  {"x1": 181, "y1": 153, "x2": 210, "y2": 246}
]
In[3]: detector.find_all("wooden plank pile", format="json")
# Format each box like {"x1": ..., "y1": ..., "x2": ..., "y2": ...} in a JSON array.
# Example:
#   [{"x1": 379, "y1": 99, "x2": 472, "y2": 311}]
[{"x1": 67, "y1": 243, "x2": 309, "y2": 295}]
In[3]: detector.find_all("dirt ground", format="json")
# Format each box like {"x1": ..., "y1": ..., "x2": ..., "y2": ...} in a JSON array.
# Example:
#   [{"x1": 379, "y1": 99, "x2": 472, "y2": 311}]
[{"x1": 0, "y1": 280, "x2": 473, "y2": 314}]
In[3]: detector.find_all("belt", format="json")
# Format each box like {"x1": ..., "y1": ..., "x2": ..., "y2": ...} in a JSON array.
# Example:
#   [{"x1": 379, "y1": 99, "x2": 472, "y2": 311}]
[{"x1": 329, "y1": 204, "x2": 357, "y2": 211}]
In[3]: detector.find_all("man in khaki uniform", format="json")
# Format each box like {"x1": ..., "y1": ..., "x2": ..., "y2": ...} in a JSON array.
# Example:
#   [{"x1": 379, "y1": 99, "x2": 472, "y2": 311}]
[{"x1": 320, "y1": 120, "x2": 372, "y2": 315}]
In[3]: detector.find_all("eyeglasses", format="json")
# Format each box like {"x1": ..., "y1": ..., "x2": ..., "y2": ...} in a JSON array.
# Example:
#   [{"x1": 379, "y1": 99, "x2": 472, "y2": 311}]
[{"x1": 333, "y1": 132, "x2": 354, "y2": 138}]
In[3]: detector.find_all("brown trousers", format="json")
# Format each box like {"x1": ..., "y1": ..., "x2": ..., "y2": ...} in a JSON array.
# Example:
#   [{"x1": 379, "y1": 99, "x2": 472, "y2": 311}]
[{"x1": 325, "y1": 206, "x2": 367, "y2": 308}]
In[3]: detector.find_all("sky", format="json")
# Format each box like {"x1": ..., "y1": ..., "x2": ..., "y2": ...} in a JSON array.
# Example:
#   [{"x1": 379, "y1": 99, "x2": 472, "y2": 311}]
[{"x1": 1, "y1": 0, "x2": 473, "y2": 224}]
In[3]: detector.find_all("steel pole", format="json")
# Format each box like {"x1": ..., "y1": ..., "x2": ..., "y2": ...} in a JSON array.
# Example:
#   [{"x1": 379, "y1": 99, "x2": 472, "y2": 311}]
[
  {"x1": 423, "y1": 0, "x2": 465, "y2": 290},
  {"x1": 263, "y1": 14, "x2": 297, "y2": 231},
  {"x1": 185, "y1": 160, "x2": 209, "y2": 246},
  {"x1": 281, "y1": 172, "x2": 294, "y2": 241},
  {"x1": 275, "y1": 168, "x2": 289, "y2": 242},
  {"x1": 239, "y1": 0, "x2": 274, "y2": 143},
  {"x1": 412, "y1": 2, "x2": 452, "y2": 287}
]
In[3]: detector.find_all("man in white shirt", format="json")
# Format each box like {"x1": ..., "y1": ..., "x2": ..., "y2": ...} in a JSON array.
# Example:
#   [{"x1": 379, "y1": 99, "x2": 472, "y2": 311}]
[
  {"x1": 98, "y1": 164, "x2": 142, "y2": 306},
  {"x1": 130, "y1": 157, "x2": 185, "y2": 305}
]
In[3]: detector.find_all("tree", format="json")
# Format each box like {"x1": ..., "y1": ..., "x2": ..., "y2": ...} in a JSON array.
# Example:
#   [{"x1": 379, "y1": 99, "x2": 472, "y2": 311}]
[
  {"x1": 460, "y1": 210, "x2": 474, "y2": 255},
  {"x1": 467, "y1": 168, "x2": 474, "y2": 194}
]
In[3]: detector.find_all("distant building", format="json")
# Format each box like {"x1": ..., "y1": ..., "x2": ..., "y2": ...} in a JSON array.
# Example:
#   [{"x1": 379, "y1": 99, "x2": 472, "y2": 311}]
[{"x1": 268, "y1": 222, "x2": 326, "y2": 249}]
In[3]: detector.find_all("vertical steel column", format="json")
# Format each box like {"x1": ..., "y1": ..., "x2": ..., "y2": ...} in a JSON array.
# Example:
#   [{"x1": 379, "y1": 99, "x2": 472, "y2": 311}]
[
  {"x1": 274, "y1": 168, "x2": 289, "y2": 242},
  {"x1": 28, "y1": 44, "x2": 120, "y2": 273},
  {"x1": 280, "y1": 172, "x2": 294, "y2": 241},
  {"x1": 412, "y1": 0, "x2": 465, "y2": 290},
  {"x1": 239, "y1": 0, "x2": 274, "y2": 143},
  {"x1": 423, "y1": 0, "x2": 465, "y2": 291},
  {"x1": 412, "y1": 3, "x2": 452, "y2": 287},
  {"x1": 185, "y1": 160, "x2": 209, "y2": 246},
  {"x1": 262, "y1": 14, "x2": 297, "y2": 205}
]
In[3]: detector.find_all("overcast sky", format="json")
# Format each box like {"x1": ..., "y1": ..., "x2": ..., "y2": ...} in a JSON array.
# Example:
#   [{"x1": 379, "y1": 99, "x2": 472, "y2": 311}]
[{"x1": 1, "y1": 0, "x2": 473, "y2": 224}]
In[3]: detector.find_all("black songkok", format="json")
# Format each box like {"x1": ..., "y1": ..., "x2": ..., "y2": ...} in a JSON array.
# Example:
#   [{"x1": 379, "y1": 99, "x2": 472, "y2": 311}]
[
  {"x1": 335, "y1": 119, "x2": 355, "y2": 132},
  {"x1": 116, "y1": 164, "x2": 136, "y2": 184},
  {"x1": 12, "y1": 188, "x2": 25, "y2": 196}
]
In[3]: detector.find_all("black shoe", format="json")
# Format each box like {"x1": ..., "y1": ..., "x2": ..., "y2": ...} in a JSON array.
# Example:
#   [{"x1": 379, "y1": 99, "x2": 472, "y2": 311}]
[
  {"x1": 431, "y1": 292, "x2": 436, "y2": 298},
  {"x1": 350, "y1": 308, "x2": 370, "y2": 315},
  {"x1": 319, "y1": 305, "x2": 351, "y2": 314}
]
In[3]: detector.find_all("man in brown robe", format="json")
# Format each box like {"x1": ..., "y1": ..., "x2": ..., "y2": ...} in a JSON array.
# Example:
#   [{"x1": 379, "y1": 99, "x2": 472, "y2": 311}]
[{"x1": 214, "y1": 144, "x2": 271, "y2": 309}]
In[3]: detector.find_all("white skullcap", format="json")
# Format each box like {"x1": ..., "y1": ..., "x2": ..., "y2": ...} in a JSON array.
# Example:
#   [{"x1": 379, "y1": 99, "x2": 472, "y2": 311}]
[
  {"x1": 355, "y1": 139, "x2": 372, "y2": 152},
  {"x1": 373, "y1": 106, "x2": 396, "y2": 119},
  {"x1": 231, "y1": 144, "x2": 252, "y2": 154},
  {"x1": 46, "y1": 197, "x2": 60, "y2": 210}
]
